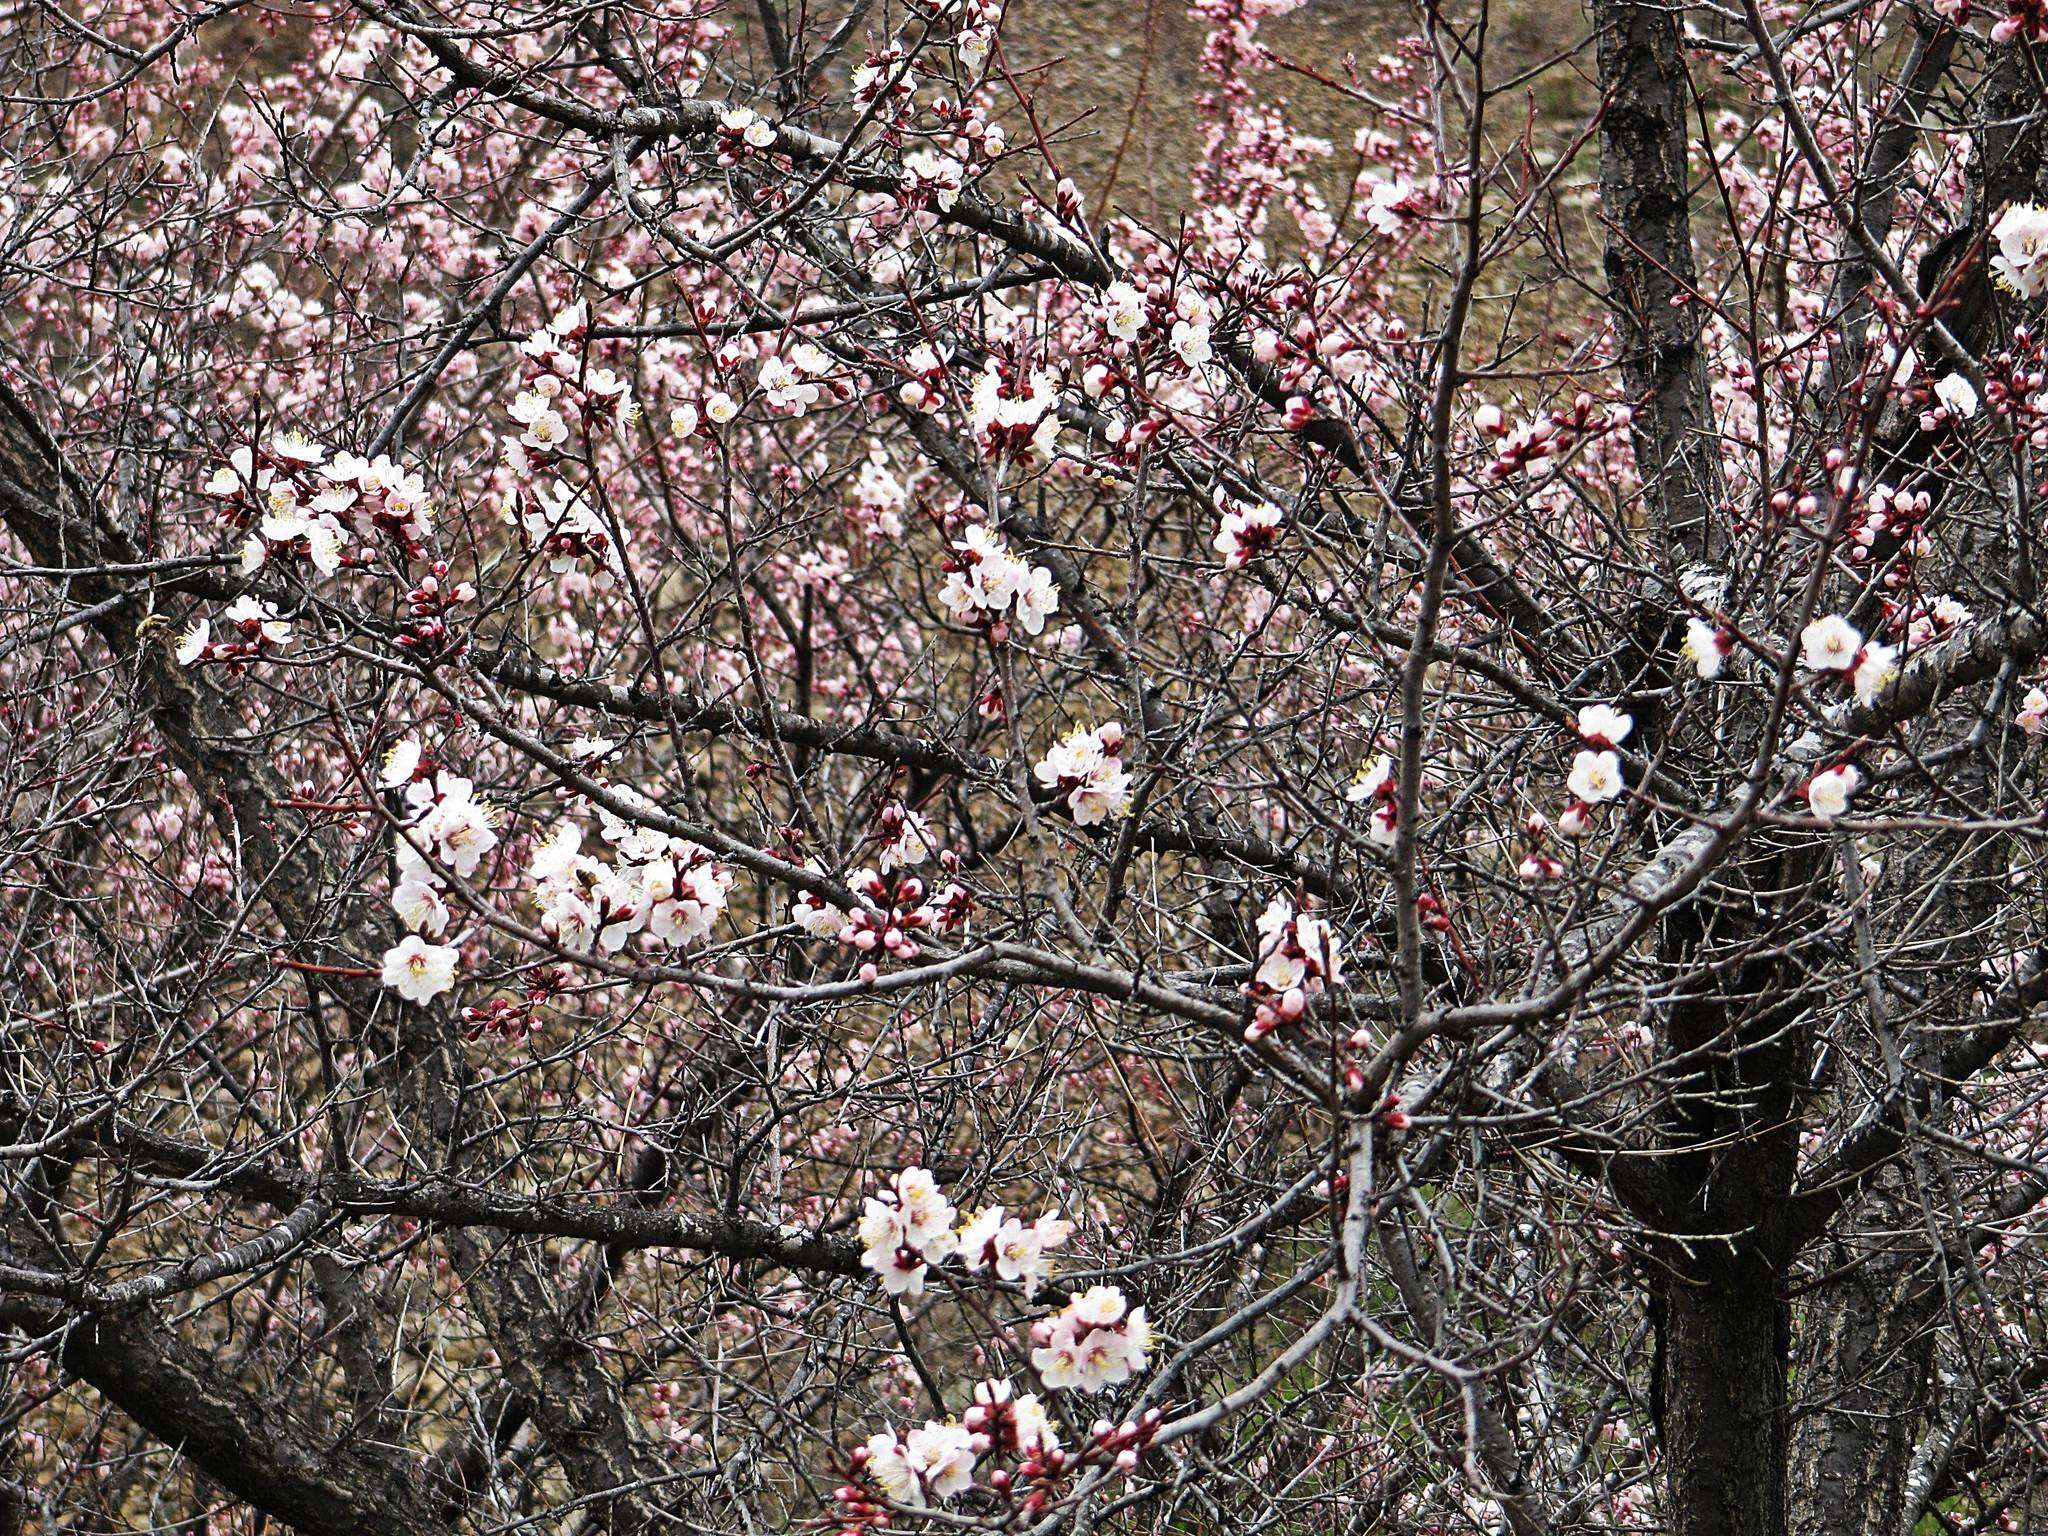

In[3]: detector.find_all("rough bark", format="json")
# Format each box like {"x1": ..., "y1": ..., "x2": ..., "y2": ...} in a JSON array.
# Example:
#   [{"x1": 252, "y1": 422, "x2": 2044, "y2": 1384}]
[
  {"x1": 1594, "y1": 0, "x2": 1726, "y2": 570},
  {"x1": 1786, "y1": 1233, "x2": 1935, "y2": 1536},
  {"x1": 1657, "y1": 1252, "x2": 1789, "y2": 1536},
  {"x1": 0, "y1": 1298, "x2": 457, "y2": 1536}
]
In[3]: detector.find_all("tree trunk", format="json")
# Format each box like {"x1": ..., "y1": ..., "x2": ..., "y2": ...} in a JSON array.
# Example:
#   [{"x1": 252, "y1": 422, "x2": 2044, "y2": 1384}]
[
  {"x1": 1658, "y1": 1252, "x2": 1789, "y2": 1536},
  {"x1": 1786, "y1": 1245, "x2": 1933, "y2": 1536}
]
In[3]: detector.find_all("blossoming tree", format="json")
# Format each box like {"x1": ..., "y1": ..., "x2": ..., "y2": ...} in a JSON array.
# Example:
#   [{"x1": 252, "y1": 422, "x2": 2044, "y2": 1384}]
[{"x1": 3, "y1": 0, "x2": 2048, "y2": 1532}]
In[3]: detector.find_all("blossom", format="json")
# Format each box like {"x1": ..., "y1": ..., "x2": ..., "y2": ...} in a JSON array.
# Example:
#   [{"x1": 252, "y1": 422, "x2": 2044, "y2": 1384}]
[
  {"x1": 1567, "y1": 749, "x2": 1624, "y2": 804},
  {"x1": 1990, "y1": 203, "x2": 2048, "y2": 299},
  {"x1": 1032, "y1": 1284, "x2": 1151, "y2": 1392},
  {"x1": 1013, "y1": 564, "x2": 1059, "y2": 635},
  {"x1": 1100, "y1": 281, "x2": 1147, "y2": 342},
  {"x1": 379, "y1": 739, "x2": 423, "y2": 788},
  {"x1": 223, "y1": 595, "x2": 292, "y2": 647},
  {"x1": 1575, "y1": 704, "x2": 1633, "y2": 749},
  {"x1": 517, "y1": 407, "x2": 571, "y2": 452},
  {"x1": 1360, "y1": 173, "x2": 1415, "y2": 236},
  {"x1": 528, "y1": 822, "x2": 586, "y2": 882},
  {"x1": 1682, "y1": 617, "x2": 1729, "y2": 680},
  {"x1": 381, "y1": 935, "x2": 458, "y2": 1003},
  {"x1": 175, "y1": 619, "x2": 209, "y2": 666},
  {"x1": 1034, "y1": 722, "x2": 1132, "y2": 825},
  {"x1": 1214, "y1": 498, "x2": 1285, "y2": 568},
  {"x1": 1933, "y1": 372, "x2": 1979, "y2": 419},
  {"x1": 392, "y1": 879, "x2": 450, "y2": 937},
  {"x1": 958, "y1": 1206, "x2": 1072, "y2": 1297},
  {"x1": 1345, "y1": 753, "x2": 1400, "y2": 847},
  {"x1": 1806, "y1": 763, "x2": 1860, "y2": 823},
  {"x1": 759, "y1": 356, "x2": 820, "y2": 414},
  {"x1": 1851, "y1": 642, "x2": 1898, "y2": 708},
  {"x1": 1800, "y1": 615, "x2": 1863, "y2": 673},
  {"x1": 1346, "y1": 753, "x2": 1394, "y2": 804},
  {"x1": 272, "y1": 430, "x2": 325, "y2": 465},
  {"x1": 862, "y1": 1421, "x2": 976, "y2": 1506},
  {"x1": 204, "y1": 445, "x2": 271, "y2": 500},
  {"x1": 2020, "y1": 685, "x2": 2048, "y2": 735}
]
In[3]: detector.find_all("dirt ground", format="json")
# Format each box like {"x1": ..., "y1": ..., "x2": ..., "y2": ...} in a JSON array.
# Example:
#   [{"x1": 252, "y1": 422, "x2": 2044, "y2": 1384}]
[
  {"x1": 995, "y1": 0, "x2": 1588, "y2": 224},
  {"x1": 995, "y1": 0, "x2": 1393, "y2": 224}
]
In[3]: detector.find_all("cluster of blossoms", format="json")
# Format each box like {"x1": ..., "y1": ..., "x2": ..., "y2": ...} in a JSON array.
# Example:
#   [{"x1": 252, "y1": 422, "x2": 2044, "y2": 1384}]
[
  {"x1": 715, "y1": 104, "x2": 779, "y2": 162},
  {"x1": 176, "y1": 595, "x2": 292, "y2": 667},
  {"x1": 2020, "y1": 681, "x2": 2048, "y2": 735},
  {"x1": 850, "y1": 45, "x2": 917, "y2": 110},
  {"x1": 498, "y1": 304, "x2": 641, "y2": 585},
  {"x1": 526, "y1": 803, "x2": 732, "y2": 957},
  {"x1": 899, "y1": 147, "x2": 968, "y2": 213},
  {"x1": 965, "y1": 362, "x2": 1062, "y2": 461},
  {"x1": 502, "y1": 302, "x2": 637, "y2": 467},
  {"x1": 1471, "y1": 391, "x2": 1626, "y2": 483},
  {"x1": 1989, "y1": 0, "x2": 2048, "y2": 46},
  {"x1": 205, "y1": 434, "x2": 355, "y2": 576},
  {"x1": 1895, "y1": 593, "x2": 1974, "y2": 650},
  {"x1": 756, "y1": 343, "x2": 834, "y2": 417},
  {"x1": 958, "y1": 1205, "x2": 1074, "y2": 1298},
  {"x1": 508, "y1": 482, "x2": 625, "y2": 586},
  {"x1": 1213, "y1": 493, "x2": 1287, "y2": 569},
  {"x1": 1346, "y1": 753, "x2": 1400, "y2": 848},
  {"x1": 1245, "y1": 895, "x2": 1344, "y2": 1041},
  {"x1": 1921, "y1": 373, "x2": 1981, "y2": 431},
  {"x1": 1786, "y1": 617, "x2": 1888, "y2": 822},
  {"x1": 1972, "y1": 325, "x2": 2048, "y2": 448},
  {"x1": 839, "y1": 1382, "x2": 1160, "y2": 1529},
  {"x1": 1031, "y1": 1284, "x2": 1154, "y2": 1392},
  {"x1": 1033, "y1": 721, "x2": 1133, "y2": 825},
  {"x1": 1800, "y1": 614, "x2": 1898, "y2": 708},
  {"x1": 1167, "y1": 288, "x2": 1217, "y2": 369},
  {"x1": 1518, "y1": 811, "x2": 1565, "y2": 883},
  {"x1": 1096, "y1": 280, "x2": 1149, "y2": 344},
  {"x1": 837, "y1": 1167, "x2": 1151, "y2": 1524},
  {"x1": 1845, "y1": 480, "x2": 1935, "y2": 572},
  {"x1": 858, "y1": 1165, "x2": 1076, "y2": 1301},
  {"x1": 876, "y1": 801, "x2": 938, "y2": 872},
  {"x1": 375, "y1": 745, "x2": 498, "y2": 1002},
  {"x1": 857, "y1": 1420, "x2": 978, "y2": 1510},
  {"x1": 859, "y1": 1166, "x2": 962, "y2": 1296},
  {"x1": 937, "y1": 523, "x2": 1059, "y2": 638},
  {"x1": 207, "y1": 436, "x2": 438, "y2": 575},
  {"x1": 790, "y1": 864, "x2": 972, "y2": 973},
  {"x1": 949, "y1": 0, "x2": 1001, "y2": 74},
  {"x1": 1562, "y1": 704, "x2": 1632, "y2": 831},
  {"x1": 392, "y1": 565, "x2": 475, "y2": 658}
]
